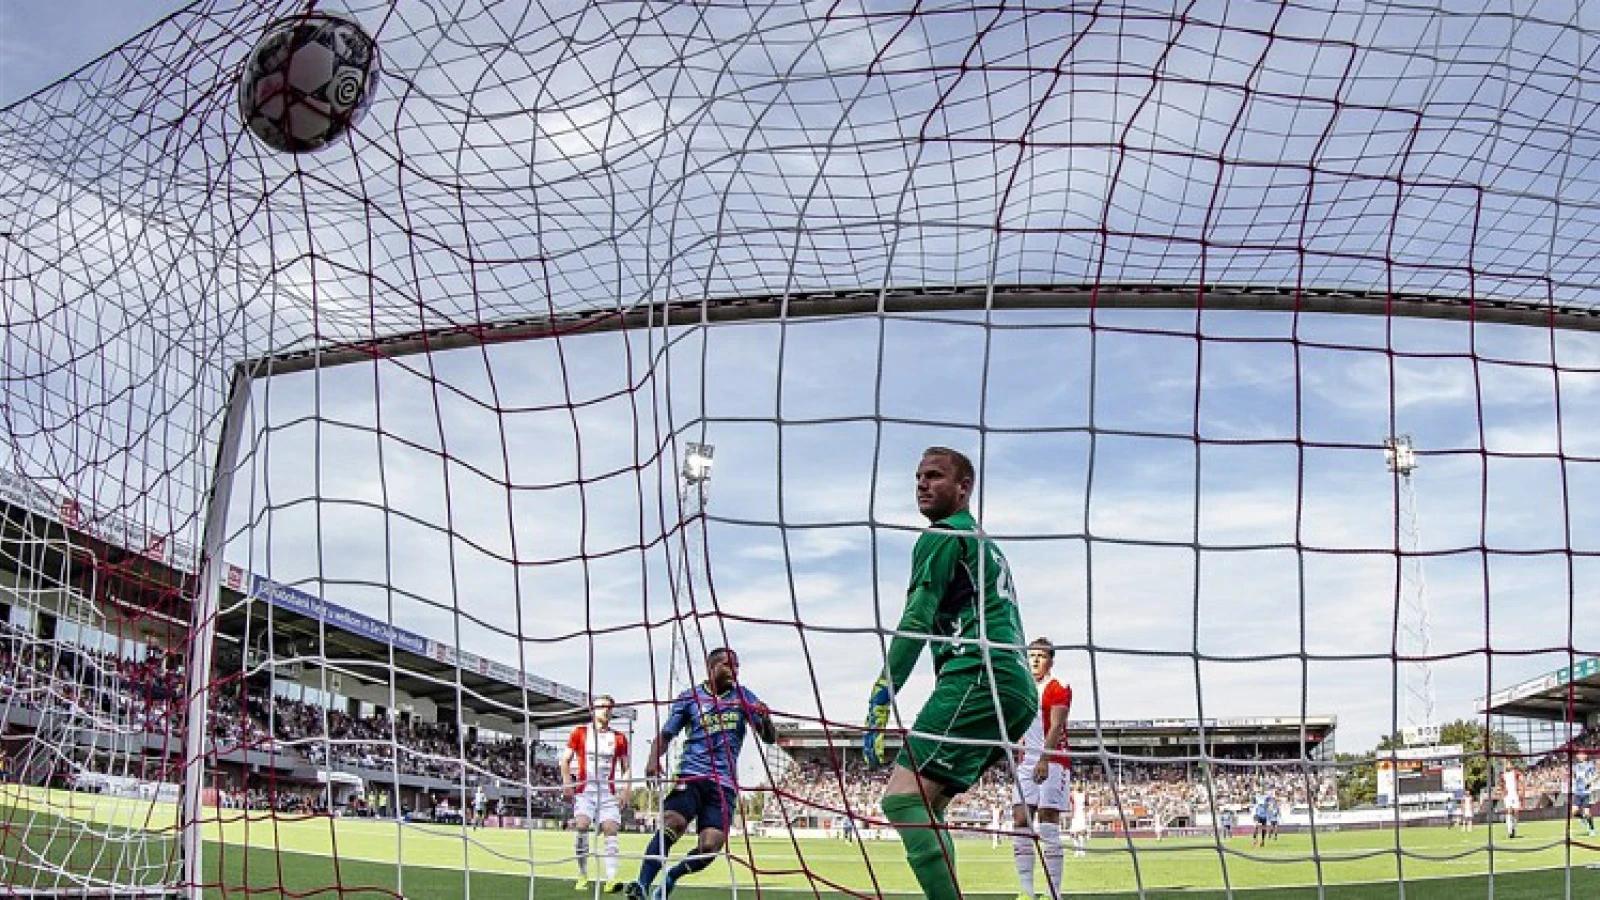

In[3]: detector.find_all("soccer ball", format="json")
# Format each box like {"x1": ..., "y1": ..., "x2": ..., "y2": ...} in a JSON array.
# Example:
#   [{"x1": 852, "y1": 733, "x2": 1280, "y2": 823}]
[{"x1": 237, "y1": 12, "x2": 379, "y2": 154}]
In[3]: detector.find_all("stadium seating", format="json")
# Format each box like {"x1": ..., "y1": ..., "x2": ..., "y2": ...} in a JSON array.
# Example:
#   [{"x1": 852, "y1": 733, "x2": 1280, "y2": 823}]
[
  {"x1": 764, "y1": 752, "x2": 1341, "y2": 832},
  {"x1": 0, "y1": 630, "x2": 565, "y2": 815}
]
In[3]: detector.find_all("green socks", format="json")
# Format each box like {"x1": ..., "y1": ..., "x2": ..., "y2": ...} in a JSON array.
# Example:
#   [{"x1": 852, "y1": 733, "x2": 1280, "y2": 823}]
[{"x1": 881, "y1": 793, "x2": 960, "y2": 900}]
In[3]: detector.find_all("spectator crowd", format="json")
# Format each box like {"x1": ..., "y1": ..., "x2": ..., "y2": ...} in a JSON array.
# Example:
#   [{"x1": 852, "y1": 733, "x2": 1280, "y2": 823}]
[
  {"x1": 7, "y1": 623, "x2": 1600, "y2": 830},
  {"x1": 0, "y1": 626, "x2": 569, "y2": 814},
  {"x1": 767, "y1": 750, "x2": 1345, "y2": 832}
]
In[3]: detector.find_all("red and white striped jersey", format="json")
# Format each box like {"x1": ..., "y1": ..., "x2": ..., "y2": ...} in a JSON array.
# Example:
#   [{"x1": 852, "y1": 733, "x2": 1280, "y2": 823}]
[
  {"x1": 567, "y1": 725, "x2": 629, "y2": 793},
  {"x1": 1022, "y1": 675, "x2": 1073, "y2": 767}
]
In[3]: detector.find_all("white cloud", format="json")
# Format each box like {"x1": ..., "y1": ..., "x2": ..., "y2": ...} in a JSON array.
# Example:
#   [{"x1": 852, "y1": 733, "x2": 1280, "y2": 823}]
[
  {"x1": 209, "y1": 309, "x2": 1600, "y2": 763},
  {"x1": 13, "y1": 2, "x2": 1600, "y2": 787}
]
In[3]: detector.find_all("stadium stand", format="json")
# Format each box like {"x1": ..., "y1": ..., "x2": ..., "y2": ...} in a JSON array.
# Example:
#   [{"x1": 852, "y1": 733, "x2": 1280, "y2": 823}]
[
  {"x1": 764, "y1": 720, "x2": 1341, "y2": 836},
  {"x1": 1523, "y1": 725, "x2": 1600, "y2": 804},
  {"x1": 0, "y1": 600, "x2": 589, "y2": 824},
  {"x1": 1480, "y1": 658, "x2": 1600, "y2": 815},
  {"x1": 765, "y1": 753, "x2": 1339, "y2": 835},
  {"x1": 1, "y1": 629, "x2": 573, "y2": 818}
]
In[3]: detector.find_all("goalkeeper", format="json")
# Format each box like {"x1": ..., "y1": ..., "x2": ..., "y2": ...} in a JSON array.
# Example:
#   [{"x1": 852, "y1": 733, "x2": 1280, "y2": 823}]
[{"x1": 864, "y1": 447, "x2": 1035, "y2": 900}]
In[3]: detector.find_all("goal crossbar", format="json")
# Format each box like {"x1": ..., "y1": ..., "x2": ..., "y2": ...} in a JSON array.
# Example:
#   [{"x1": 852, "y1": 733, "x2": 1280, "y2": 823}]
[{"x1": 255, "y1": 282, "x2": 1600, "y2": 376}]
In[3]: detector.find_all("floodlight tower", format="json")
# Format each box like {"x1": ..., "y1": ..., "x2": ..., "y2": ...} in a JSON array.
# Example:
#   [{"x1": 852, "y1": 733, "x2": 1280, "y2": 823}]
[
  {"x1": 1385, "y1": 434, "x2": 1436, "y2": 740},
  {"x1": 668, "y1": 442, "x2": 715, "y2": 693}
]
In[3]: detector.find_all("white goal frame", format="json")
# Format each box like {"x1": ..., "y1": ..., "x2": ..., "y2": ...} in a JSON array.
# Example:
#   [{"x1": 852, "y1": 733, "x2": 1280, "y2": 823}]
[{"x1": 174, "y1": 279, "x2": 1596, "y2": 896}]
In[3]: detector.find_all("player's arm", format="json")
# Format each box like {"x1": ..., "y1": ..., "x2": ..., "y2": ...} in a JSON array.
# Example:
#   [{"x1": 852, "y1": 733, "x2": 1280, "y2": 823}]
[
  {"x1": 559, "y1": 730, "x2": 580, "y2": 797},
  {"x1": 881, "y1": 585, "x2": 935, "y2": 689},
  {"x1": 863, "y1": 590, "x2": 931, "y2": 762},
  {"x1": 744, "y1": 690, "x2": 777, "y2": 743},
  {"x1": 1035, "y1": 695, "x2": 1069, "y2": 778},
  {"x1": 645, "y1": 699, "x2": 689, "y2": 779},
  {"x1": 867, "y1": 532, "x2": 959, "y2": 709},
  {"x1": 864, "y1": 534, "x2": 957, "y2": 765},
  {"x1": 616, "y1": 733, "x2": 632, "y2": 806},
  {"x1": 878, "y1": 532, "x2": 963, "y2": 691},
  {"x1": 642, "y1": 733, "x2": 668, "y2": 779}
]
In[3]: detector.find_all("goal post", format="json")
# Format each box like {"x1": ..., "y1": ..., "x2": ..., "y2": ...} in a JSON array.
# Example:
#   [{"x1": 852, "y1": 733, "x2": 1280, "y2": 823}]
[{"x1": 177, "y1": 364, "x2": 255, "y2": 900}]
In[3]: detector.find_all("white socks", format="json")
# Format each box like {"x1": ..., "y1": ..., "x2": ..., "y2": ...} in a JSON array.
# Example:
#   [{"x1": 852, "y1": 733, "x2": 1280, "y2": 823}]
[
  {"x1": 1015, "y1": 822, "x2": 1065, "y2": 898},
  {"x1": 575, "y1": 831, "x2": 591, "y2": 876},
  {"x1": 604, "y1": 834, "x2": 620, "y2": 879},
  {"x1": 1038, "y1": 822, "x2": 1063, "y2": 899},
  {"x1": 1013, "y1": 828, "x2": 1036, "y2": 895}
]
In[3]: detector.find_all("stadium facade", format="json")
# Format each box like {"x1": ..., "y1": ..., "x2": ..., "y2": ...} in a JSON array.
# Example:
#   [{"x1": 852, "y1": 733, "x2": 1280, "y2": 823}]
[{"x1": 0, "y1": 475, "x2": 607, "y2": 823}]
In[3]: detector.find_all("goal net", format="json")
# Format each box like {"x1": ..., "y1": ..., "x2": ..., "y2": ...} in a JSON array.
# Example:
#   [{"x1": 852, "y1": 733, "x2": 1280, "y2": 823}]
[
  {"x1": 2, "y1": 1, "x2": 1599, "y2": 898},
  {"x1": 0, "y1": 476, "x2": 188, "y2": 896}
]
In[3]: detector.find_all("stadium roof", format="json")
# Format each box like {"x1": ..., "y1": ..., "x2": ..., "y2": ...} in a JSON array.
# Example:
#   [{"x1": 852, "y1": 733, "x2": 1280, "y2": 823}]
[
  {"x1": 775, "y1": 715, "x2": 1337, "y2": 753},
  {"x1": 217, "y1": 564, "x2": 613, "y2": 730},
  {"x1": 0, "y1": 471, "x2": 201, "y2": 577},
  {"x1": 0, "y1": 476, "x2": 194, "y2": 646},
  {"x1": 1481, "y1": 657, "x2": 1600, "y2": 723},
  {"x1": 0, "y1": 472, "x2": 603, "y2": 730}
]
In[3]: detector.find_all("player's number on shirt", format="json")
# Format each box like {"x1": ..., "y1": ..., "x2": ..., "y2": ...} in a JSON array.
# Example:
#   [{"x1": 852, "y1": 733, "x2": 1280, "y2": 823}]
[
  {"x1": 949, "y1": 543, "x2": 1016, "y2": 656},
  {"x1": 991, "y1": 544, "x2": 1016, "y2": 606}
]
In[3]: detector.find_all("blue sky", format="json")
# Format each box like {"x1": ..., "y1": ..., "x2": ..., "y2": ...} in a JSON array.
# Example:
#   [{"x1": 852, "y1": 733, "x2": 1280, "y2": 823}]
[
  {"x1": 225, "y1": 306, "x2": 1600, "y2": 763},
  {"x1": 3, "y1": 0, "x2": 1600, "y2": 786},
  {"x1": 0, "y1": 3, "x2": 191, "y2": 107}
]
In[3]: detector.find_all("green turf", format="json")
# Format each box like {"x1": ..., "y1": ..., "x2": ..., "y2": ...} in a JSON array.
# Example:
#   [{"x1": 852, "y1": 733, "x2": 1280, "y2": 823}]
[{"x1": 3, "y1": 787, "x2": 1599, "y2": 898}]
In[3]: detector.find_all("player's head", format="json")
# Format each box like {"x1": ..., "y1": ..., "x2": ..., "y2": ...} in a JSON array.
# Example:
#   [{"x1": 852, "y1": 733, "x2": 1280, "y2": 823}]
[
  {"x1": 706, "y1": 647, "x2": 739, "y2": 691},
  {"x1": 917, "y1": 447, "x2": 974, "y2": 521},
  {"x1": 1027, "y1": 637, "x2": 1055, "y2": 680},
  {"x1": 591, "y1": 694, "x2": 615, "y2": 728}
]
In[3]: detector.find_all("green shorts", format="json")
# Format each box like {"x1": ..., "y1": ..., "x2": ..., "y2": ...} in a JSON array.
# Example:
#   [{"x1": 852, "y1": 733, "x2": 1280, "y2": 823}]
[{"x1": 897, "y1": 672, "x2": 1034, "y2": 794}]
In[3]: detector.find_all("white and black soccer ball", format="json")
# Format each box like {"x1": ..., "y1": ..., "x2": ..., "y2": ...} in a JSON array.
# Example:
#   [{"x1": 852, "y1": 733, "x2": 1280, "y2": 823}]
[{"x1": 237, "y1": 12, "x2": 379, "y2": 154}]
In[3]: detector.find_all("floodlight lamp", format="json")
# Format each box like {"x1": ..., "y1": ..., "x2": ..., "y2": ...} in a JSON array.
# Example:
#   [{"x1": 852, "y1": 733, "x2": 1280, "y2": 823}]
[
  {"x1": 1384, "y1": 434, "x2": 1417, "y2": 476},
  {"x1": 682, "y1": 442, "x2": 715, "y2": 484}
]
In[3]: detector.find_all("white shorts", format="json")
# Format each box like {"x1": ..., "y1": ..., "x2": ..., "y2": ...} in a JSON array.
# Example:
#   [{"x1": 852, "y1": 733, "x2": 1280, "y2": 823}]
[
  {"x1": 573, "y1": 786, "x2": 621, "y2": 825},
  {"x1": 1011, "y1": 757, "x2": 1069, "y2": 811},
  {"x1": 1068, "y1": 813, "x2": 1089, "y2": 836}
]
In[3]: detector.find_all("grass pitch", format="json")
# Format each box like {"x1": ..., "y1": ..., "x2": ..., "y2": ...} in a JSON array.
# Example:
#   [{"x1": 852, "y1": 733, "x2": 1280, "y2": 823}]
[{"x1": 2, "y1": 786, "x2": 1598, "y2": 898}]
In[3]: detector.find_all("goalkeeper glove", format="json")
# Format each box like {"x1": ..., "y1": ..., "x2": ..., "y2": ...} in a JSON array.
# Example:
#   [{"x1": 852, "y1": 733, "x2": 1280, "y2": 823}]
[{"x1": 863, "y1": 675, "x2": 893, "y2": 767}]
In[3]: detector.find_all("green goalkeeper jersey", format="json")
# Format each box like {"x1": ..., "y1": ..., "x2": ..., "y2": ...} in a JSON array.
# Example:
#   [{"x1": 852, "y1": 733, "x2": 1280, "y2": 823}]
[{"x1": 883, "y1": 509, "x2": 1030, "y2": 690}]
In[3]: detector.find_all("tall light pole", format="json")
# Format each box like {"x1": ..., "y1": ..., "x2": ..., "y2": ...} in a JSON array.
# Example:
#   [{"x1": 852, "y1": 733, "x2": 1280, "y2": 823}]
[
  {"x1": 668, "y1": 442, "x2": 715, "y2": 693},
  {"x1": 1385, "y1": 434, "x2": 1436, "y2": 743},
  {"x1": 658, "y1": 442, "x2": 715, "y2": 791}
]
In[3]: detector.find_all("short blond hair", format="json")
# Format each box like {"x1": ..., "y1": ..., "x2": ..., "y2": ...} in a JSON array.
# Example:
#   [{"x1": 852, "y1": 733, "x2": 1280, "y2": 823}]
[{"x1": 922, "y1": 446, "x2": 975, "y2": 484}]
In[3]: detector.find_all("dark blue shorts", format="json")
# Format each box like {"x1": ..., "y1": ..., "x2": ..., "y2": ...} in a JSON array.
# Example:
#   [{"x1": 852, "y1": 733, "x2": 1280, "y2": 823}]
[
  {"x1": 1576, "y1": 793, "x2": 1592, "y2": 809},
  {"x1": 663, "y1": 777, "x2": 739, "y2": 833}
]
